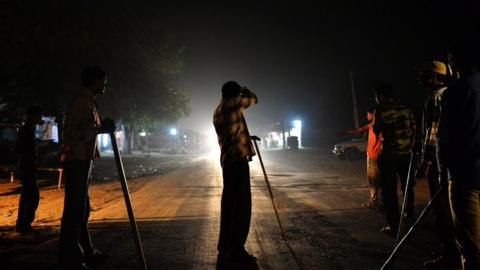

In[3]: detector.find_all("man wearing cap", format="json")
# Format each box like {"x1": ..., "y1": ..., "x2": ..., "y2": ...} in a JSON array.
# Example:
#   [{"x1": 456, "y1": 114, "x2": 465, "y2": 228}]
[
  {"x1": 213, "y1": 81, "x2": 258, "y2": 266},
  {"x1": 373, "y1": 84, "x2": 416, "y2": 235},
  {"x1": 418, "y1": 60, "x2": 460, "y2": 268}
]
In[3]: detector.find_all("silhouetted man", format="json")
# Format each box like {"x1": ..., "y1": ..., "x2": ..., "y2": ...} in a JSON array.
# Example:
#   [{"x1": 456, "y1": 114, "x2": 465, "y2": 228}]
[
  {"x1": 59, "y1": 66, "x2": 110, "y2": 270},
  {"x1": 417, "y1": 60, "x2": 460, "y2": 268},
  {"x1": 213, "y1": 81, "x2": 258, "y2": 265},
  {"x1": 14, "y1": 105, "x2": 43, "y2": 235},
  {"x1": 373, "y1": 84, "x2": 416, "y2": 235},
  {"x1": 438, "y1": 36, "x2": 480, "y2": 270}
]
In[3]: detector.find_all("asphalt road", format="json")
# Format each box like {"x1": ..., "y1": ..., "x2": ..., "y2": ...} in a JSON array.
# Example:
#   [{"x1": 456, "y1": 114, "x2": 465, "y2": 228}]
[{"x1": 2, "y1": 149, "x2": 448, "y2": 270}]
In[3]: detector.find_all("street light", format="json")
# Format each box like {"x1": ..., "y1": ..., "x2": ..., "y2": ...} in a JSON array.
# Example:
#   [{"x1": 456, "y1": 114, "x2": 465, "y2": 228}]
[{"x1": 169, "y1": 128, "x2": 178, "y2": 136}]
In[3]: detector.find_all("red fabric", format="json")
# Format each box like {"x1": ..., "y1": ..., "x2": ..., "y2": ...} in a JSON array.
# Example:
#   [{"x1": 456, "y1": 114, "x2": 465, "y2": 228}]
[{"x1": 365, "y1": 123, "x2": 381, "y2": 159}]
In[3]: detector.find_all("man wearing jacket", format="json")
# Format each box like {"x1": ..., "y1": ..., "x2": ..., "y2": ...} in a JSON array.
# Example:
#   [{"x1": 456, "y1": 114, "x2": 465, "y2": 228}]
[
  {"x1": 438, "y1": 37, "x2": 480, "y2": 270},
  {"x1": 59, "y1": 66, "x2": 111, "y2": 270},
  {"x1": 373, "y1": 84, "x2": 416, "y2": 235},
  {"x1": 213, "y1": 81, "x2": 258, "y2": 266}
]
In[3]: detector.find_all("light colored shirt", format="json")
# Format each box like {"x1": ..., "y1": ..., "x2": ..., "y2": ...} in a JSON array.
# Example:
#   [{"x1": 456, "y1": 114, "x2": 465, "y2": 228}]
[
  {"x1": 61, "y1": 90, "x2": 101, "y2": 161},
  {"x1": 421, "y1": 87, "x2": 446, "y2": 163}
]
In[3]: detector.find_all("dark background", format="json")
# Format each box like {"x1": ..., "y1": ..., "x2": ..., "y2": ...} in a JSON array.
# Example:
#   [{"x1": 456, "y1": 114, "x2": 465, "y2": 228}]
[
  {"x1": 159, "y1": 1, "x2": 479, "y2": 143},
  {"x1": 2, "y1": 1, "x2": 479, "y2": 146}
]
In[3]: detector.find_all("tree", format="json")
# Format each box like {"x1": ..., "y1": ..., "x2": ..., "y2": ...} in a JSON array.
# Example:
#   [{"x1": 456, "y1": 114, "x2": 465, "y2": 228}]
[{"x1": 1, "y1": 1, "x2": 190, "y2": 153}]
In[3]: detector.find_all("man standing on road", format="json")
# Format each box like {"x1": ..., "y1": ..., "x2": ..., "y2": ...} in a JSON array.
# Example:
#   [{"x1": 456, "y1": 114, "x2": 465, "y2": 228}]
[
  {"x1": 373, "y1": 84, "x2": 416, "y2": 235},
  {"x1": 340, "y1": 107, "x2": 382, "y2": 209},
  {"x1": 59, "y1": 66, "x2": 111, "y2": 270},
  {"x1": 213, "y1": 81, "x2": 258, "y2": 266},
  {"x1": 437, "y1": 37, "x2": 480, "y2": 270},
  {"x1": 14, "y1": 105, "x2": 43, "y2": 235},
  {"x1": 417, "y1": 60, "x2": 460, "y2": 268}
]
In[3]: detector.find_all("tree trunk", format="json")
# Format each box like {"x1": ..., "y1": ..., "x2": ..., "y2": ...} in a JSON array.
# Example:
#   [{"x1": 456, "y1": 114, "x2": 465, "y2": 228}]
[
  {"x1": 124, "y1": 122, "x2": 133, "y2": 154},
  {"x1": 132, "y1": 124, "x2": 139, "y2": 151},
  {"x1": 124, "y1": 121, "x2": 138, "y2": 154}
]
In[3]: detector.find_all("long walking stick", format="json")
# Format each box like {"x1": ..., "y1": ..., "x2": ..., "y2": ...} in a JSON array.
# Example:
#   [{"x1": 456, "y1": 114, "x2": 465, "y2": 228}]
[
  {"x1": 251, "y1": 136, "x2": 304, "y2": 270},
  {"x1": 396, "y1": 151, "x2": 416, "y2": 242},
  {"x1": 109, "y1": 131, "x2": 148, "y2": 270},
  {"x1": 397, "y1": 129, "x2": 418, "y2": 242},
  {"x1": 380, "y1": 188, "x2": 443, "y2": 270}
]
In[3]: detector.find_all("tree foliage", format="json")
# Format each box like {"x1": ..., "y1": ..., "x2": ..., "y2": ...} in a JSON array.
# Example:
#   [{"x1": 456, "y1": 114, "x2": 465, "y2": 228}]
[{"x1": 1, "y1": 0, "x2": 190, "y2": 152}]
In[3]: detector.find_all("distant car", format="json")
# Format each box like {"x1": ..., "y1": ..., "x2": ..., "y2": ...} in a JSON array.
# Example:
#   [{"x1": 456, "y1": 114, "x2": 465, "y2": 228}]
[{"x1": 332, "y1": 138, "x2": 367, "y2": 161}]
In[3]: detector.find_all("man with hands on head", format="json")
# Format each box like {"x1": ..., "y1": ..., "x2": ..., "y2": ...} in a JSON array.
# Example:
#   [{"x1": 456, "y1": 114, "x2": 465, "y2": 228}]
[{"x1": 213, "y1": 81, "x2": 258, "y2": 266}]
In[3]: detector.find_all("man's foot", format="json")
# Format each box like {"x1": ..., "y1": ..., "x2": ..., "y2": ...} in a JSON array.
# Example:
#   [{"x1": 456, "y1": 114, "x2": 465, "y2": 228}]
[
  {"x1": 217, "y1": 251, "x2": 231, "y2": 265},
  {"x1": 85, "y1": 249, "x2": 108, "y2": 267},
  {"x1": 423, "y1": 255, "x2": 461, "y2": 268},
  {"x1": 16, "y1": 226, "x2": 42, "y2": 237},
  {"x1": 231, "y1": 249, "x2": 256, "y2": 264},
  {"x1": 380, "y1": 226, "x2": 396, "y2": 237}
]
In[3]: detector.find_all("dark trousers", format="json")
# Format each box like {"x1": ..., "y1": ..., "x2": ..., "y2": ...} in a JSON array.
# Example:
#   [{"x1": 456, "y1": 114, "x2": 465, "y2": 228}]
[
  {"x1": 426, "y1": 163, "x2": 459, "y2": 258},
  {"x1": 59, "y1": 160, "x2": 94, "y2": 265},
  {"x1": 217, "y1": 158, "x2": 252, "y2": 253},
  {"x1": 16, "y1": 161, "x2": 39, "y2": 231},
  {"x1": 449, "y1": 181, "x2": 480, "y2": 270},
  {"x1": 378, "y1": 152, "x2": 415, "y2": 231}
]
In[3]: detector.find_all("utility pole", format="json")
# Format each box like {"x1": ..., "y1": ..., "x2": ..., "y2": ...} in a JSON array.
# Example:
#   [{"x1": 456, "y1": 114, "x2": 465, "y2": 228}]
[{"x1": 349, "y1": 71, "x2": 360, "y2": 128}]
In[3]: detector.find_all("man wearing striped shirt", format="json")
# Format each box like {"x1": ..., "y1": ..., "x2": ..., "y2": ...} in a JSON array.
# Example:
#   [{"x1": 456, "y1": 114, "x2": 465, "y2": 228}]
[{"x1": 418, "y1": 60, "x2": 460, "y2": 268}]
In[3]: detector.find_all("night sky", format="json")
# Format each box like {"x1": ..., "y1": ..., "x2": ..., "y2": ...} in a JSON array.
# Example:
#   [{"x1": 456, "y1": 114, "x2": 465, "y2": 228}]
[
  {"x1": 5, "y1": 1, "x2": 479, "y2": 142},
  {"x1": 148, "y1": 1, "x2": 478, "y2": 138}
]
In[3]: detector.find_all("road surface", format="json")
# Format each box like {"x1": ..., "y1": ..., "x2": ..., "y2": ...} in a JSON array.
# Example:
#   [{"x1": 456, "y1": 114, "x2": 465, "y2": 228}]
[{"x1": 1, "y1": 149, "x2": 444, "y2": 269}]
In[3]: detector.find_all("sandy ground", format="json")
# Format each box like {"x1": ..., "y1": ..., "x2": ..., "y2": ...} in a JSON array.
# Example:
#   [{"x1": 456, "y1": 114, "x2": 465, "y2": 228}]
[
  {"x1": 0, "y1": 149, "x2": 453, "y2": 270},
  {"x1": 0, "y1": 153, "x2": 192, "y2": 227}
]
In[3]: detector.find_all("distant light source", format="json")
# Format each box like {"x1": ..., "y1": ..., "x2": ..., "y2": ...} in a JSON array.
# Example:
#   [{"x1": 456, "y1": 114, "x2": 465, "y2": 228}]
[
  {"x1": 169, "y1": 128, "x2": 178, "y2": 136},
  {"x1": 291, "y1": 119, "x2": 302, "y2": 148},
  {"x1": 293, "y1": 120, "x2": 302, "y2": 129},
  {"x1": 139, "y1": 132, "x2": 147, "y2": 137}
]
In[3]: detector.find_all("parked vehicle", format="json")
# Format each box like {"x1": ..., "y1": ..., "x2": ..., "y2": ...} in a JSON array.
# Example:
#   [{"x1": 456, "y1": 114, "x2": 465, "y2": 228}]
[{"x1": 332, "y1": 138, "x2": 367, "y2": 161}]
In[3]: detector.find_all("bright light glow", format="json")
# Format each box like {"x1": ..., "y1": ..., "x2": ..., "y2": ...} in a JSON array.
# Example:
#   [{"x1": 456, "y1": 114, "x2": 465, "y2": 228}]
[
  {"x1": 293, "y1": 120, "x2": 302, "y2": 129},
  {"x1": 266, "y1": 131, "x2": 284, "y2": 148},
  {"x1": 169, "y1": 128, "x2": 178, "y2": 136},
  {"x1": 291, "y1": 119, "x2": 302, "y2": 148},
  {"x1": 51, "y1": 125, "x2": 59, "y2": 143},
  {"x1": 207, "y1": 127, "x2": 221, "y2": 160},
  {"x1": 139, "y1": 132, "x2": 147, "y2": 137}
]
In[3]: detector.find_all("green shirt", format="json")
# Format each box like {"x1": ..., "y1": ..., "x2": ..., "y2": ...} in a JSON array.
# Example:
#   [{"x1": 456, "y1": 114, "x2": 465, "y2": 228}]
[{"x1": 373, "y1": 99, "x2": 416, "y2": 155}]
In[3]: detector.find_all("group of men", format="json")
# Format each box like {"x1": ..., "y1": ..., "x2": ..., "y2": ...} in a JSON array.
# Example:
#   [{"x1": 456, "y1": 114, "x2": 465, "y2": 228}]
[
  {"x1": 11, "y1": 38, "x2": 480, "y2": 269},
  {"x1": 14, "y1": 66, "x2": 112, "y2": 270},
  {"x1": 341, "y1": 38, "x2": 480, "y2": 270}
]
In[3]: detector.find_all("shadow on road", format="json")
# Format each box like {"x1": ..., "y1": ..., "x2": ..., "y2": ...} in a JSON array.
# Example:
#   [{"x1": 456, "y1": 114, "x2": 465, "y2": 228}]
[
  {"x1": 2, "y1": 216, "x2": 218, "y2": 270},
  {"x1": 216, "y1": 260, "x2": 260, "y2": 270}
]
